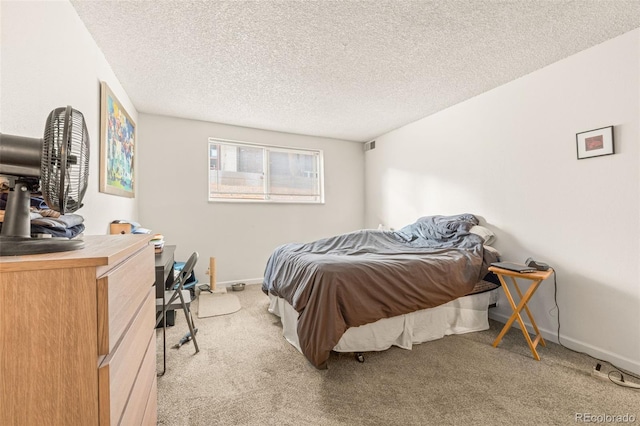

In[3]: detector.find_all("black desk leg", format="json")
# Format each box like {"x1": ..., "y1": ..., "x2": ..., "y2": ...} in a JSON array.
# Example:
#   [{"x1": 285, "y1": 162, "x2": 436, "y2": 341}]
[{"x1": 158, "y1": 291, "x2": 167, "y2": 377}]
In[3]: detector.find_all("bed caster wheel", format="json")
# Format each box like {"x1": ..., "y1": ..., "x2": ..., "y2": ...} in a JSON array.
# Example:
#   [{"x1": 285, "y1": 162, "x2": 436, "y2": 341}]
[{"x1": 355, "y1": 352, "x2": 365, "y2": 363}]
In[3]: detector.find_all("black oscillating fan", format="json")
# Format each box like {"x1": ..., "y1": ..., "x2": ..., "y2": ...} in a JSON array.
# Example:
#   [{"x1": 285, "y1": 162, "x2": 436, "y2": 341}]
[{"x1": 0, "y1": 106, "x2": 90, "y2": 256}]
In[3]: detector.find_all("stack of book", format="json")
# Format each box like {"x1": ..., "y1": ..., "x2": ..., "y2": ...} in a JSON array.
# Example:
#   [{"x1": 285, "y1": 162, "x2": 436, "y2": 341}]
[{"x1": 151, "y1": 233, "x2": 165, "y2": 253}]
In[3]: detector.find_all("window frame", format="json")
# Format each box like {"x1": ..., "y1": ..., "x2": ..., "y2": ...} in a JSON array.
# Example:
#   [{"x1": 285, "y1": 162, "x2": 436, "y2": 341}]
[{"x1": 207, "y1": 137, "x2": 325, "y2": 204}]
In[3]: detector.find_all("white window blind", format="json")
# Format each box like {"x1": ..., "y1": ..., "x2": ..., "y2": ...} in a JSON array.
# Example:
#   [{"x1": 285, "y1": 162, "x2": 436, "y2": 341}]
[{"x1": 208, "y1": 138, "x2": 324, "y2": 203}]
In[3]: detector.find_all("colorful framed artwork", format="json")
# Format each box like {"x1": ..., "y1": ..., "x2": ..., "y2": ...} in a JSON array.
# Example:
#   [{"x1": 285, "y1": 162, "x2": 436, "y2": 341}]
[
  {"x1": 576, "y1": 126, "x2": 614, "y2": 160},
  {"x1": 99, "y1": 81, "x2": 136, "y2": 197}
]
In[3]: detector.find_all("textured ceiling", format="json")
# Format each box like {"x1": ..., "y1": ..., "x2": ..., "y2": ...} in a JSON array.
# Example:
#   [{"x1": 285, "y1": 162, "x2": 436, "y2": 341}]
[{"x1": 70, "y1": 1, "x2": 640, "y2": 142}]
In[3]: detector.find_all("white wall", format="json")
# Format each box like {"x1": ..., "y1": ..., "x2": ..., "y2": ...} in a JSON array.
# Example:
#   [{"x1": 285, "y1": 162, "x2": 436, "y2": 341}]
[
  {"x1": 1, "y1": 1, "x2": 364, "y2": 282},
  {"x1": 1, "y1": 1, "x2": 138, "y2": 234},
  {"x1": 138, "y1": 114, "x2": 365, "y2": 285},
  {"x1": 365, "y1": 30, "x2": 640, "y2": 374}
]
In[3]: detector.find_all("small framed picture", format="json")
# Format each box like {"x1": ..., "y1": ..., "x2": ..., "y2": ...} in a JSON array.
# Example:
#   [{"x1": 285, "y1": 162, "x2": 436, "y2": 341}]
[{"x1": 576, "y1": 126, "x2": 614, "y2": 160}]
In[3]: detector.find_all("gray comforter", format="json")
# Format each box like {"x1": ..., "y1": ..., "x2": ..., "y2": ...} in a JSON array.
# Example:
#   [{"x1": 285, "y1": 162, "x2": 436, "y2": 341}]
[{"x1": 262, "y1": 214, "x2": 498, "y2": 369}]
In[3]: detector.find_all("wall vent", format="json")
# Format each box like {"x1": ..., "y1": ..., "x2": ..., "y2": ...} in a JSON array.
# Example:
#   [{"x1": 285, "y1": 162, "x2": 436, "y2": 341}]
[{"x1": 364, "y1": 140, "x2": 376, "y2": 151}]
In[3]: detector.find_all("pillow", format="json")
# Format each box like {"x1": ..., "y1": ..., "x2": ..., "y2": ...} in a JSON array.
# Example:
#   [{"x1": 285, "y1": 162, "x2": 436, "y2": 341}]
[
  {"x1": 469, "y1": 225, "x2": 495, "y2": 245},
  {"x1": 483, "y1": 245, "x2": 500, "y2": 256},
  {"x1": 396, "y1": 214, "x2": 479, "y2": 242}
]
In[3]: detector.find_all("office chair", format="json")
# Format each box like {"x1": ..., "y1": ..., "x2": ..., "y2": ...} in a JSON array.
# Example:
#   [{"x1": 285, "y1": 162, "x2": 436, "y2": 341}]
[{"x1": 156, "y1": 251, "x2": 199, "y2": 375}]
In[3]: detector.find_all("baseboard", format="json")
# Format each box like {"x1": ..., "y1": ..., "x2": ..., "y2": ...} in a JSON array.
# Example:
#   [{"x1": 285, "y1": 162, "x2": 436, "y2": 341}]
[{"x1": 489, "y1": 311, "x2": 640, "y2": 375}]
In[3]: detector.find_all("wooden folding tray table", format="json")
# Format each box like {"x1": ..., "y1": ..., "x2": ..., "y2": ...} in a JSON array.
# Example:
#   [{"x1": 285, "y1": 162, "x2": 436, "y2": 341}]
[{"x1": 489, "y1": 265, "x2": 554, "y2": 360}]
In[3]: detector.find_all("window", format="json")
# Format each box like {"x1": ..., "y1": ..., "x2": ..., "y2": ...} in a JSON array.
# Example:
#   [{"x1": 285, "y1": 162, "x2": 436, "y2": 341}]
[{"x1": 208, "y1": 138, "x2": 324, "y2": 203}]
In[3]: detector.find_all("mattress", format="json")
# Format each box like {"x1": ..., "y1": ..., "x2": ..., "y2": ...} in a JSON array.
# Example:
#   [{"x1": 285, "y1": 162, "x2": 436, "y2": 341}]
[{"x1": 268, "y1": 287, "x2": 499, "y2": 355}]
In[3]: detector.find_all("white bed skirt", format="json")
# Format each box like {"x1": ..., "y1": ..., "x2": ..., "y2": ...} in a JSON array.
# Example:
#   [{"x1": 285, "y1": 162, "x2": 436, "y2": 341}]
[{"x1": 268, "y1": 288, "x2": 499, "y2": 354}]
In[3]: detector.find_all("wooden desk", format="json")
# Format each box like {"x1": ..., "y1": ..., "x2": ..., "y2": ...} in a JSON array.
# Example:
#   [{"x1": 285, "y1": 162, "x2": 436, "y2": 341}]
[{"x1": 489, "y1": 266, "x2": 554, "y2": 360}]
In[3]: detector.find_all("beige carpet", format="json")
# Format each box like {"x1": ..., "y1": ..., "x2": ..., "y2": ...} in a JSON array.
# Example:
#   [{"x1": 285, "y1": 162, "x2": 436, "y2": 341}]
[
  {"x1": 157, "y1": 284, "x2": 639, "y2": 426},
  {"x1": 197, "y1": 291, "x2": 241, "y2": 318}
]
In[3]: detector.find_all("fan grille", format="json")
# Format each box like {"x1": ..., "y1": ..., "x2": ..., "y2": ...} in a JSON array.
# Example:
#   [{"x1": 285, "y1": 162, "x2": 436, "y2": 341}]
[{"x1": 41, "y1": 106, "x2": 90, "y2": 214}]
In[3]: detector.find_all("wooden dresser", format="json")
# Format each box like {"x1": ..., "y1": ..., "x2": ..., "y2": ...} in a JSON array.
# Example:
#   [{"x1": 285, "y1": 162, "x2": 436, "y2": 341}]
[{"x1": 0, "y1": 234, "x2": 157, "y2": 425}]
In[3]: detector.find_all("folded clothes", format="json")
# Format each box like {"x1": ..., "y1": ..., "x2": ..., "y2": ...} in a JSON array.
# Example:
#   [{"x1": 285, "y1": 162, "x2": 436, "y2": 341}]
[
  {"x1": 0, "y1": 193, "x2": 49, "y2": 210},
  {"x1": 36, "y1": 209, "x2": 61, "y2": 218},
  {"x1": 31, "y1": 214, "x2": 84, "y2": 230},
  {"x1": 30, "y1": 223, "x2": 85, "y2": 239},
  {"x1": 0, "y1": 211, "x2": 43, "y2": 223},
  {"x1": 0, "y1": 223, "x2": 85, "y2": 239}
]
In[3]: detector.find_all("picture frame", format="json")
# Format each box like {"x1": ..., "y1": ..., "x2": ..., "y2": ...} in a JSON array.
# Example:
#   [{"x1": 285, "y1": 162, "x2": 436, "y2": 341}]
[
  {"x1": 576, "y1": 126, "x2": 614, "y2": 160},
  {"x1": 99, "y1": 81, "x2": 136, "y2": 197}
]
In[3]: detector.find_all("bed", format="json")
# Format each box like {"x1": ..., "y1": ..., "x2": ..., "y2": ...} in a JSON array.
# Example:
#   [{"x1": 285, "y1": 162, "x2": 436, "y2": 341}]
[{"x1": 262, "y1": 213, "x2": 499, "y2": 369}]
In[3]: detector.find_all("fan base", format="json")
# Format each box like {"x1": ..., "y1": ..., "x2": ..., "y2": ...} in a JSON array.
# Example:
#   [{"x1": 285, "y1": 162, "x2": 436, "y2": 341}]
[{"x1": 0, "y1": 236, "x2": 84, "y2": 256}]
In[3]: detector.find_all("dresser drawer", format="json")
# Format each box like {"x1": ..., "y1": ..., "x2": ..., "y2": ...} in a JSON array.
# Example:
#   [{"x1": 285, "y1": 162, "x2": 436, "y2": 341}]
[
  {"x1": 119, "y1": 334, "x2": 156, "y2": 426},
  {"x1": 141, "y1": 377, "x2": 158, "y2": 426},
  {"x1": 98, "y1": 289, "x2": 155, "y2": 425},
  {"x1": 97, "y1": 244, "x2": 154, "y2": 355}
]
